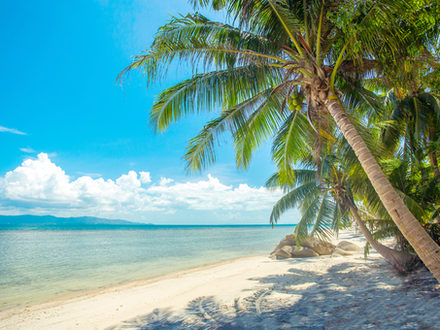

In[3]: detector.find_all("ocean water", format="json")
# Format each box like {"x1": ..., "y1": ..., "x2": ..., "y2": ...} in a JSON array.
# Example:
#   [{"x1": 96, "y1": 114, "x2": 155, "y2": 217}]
[{"x1": 0, "y1": 225, "x2": 293, "y2": 311}]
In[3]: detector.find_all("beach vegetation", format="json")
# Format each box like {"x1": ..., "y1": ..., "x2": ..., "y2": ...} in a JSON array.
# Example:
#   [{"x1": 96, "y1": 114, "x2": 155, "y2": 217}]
[
  {"x1": 268, "y1": 152, "x2": 424, "y2": 273},
  {"x1": 120, "y1": 0, "x2": 440, "y2": 281}
]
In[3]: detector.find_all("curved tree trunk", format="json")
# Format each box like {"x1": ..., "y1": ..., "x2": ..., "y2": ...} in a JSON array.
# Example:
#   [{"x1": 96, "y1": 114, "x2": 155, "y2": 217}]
[
  {"x1": 325, "y1": 92, "x2": 440, "y2": 282},
  {"x1": 347, "y1": 202, "x2": 419, "y2": 273}
]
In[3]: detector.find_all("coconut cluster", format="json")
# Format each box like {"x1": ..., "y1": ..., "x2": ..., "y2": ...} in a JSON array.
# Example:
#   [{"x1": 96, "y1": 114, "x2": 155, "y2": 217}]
[{"x1": 288, "y1": 91, "x2": 304, "y2": 111}]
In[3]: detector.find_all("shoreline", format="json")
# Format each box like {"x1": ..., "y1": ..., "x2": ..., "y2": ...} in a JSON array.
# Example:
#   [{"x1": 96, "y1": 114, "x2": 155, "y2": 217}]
[
  {"x1": 0, "y1": 225, "x2": 293, "y2": 314},
  {"x1": 0, "y1": 254, "x2": 261, "y2": 319},
  {"x1": 1, "y1": 230, "x2": 439, "y2": 329},
  {"x1": 0, "y1": 254, "x2": 287, "y2": 329}
]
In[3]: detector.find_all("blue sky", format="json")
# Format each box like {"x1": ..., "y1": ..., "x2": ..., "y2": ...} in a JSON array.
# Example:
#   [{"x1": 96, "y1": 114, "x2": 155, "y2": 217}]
[{"x1": 0, "y1": 0, "x2": 298, "y2": 224}]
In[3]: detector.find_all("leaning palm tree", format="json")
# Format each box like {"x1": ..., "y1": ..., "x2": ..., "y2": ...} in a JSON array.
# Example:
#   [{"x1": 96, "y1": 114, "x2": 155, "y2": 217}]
[
  {"x1": 120, "y1": 0, "x2": 440, "y2": 280},
  {"x1": 269, "y1": 156, "x2": 421, "y2": 273},
  {"x1": 267, "y1": 164, "x2": 351, "y2": 242}
]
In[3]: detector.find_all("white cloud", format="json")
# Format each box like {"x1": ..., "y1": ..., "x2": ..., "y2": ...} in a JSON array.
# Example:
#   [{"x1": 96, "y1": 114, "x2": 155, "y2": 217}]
[
  {"x1": 159, "y1": 177, "x2": 173, "y2": 186},
  {"x1": 0, "y1": 153, "x2": 284, "y2": 223},
  {"x1": 20, "y1": 147, "x2": 35, "y2": 153},
  {"x1": 0, "y1": 126, "x2": 26, "y2": 135},
  {"x1": 76, "y1": 171, "x2": 102, "y2": 178},
  {"x1": 2, "y1": 153, "x2": 73, "y2": 202},
  {"x1": 139, "y1": 171, "x2": 151, "y2": 184}
]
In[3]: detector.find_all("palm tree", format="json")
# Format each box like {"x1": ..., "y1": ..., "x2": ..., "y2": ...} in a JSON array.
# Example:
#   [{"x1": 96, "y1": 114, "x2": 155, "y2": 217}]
[
  {"x1": 120, "y1": 0, "x2": 440, "y2": 280},
  {"x1": 382, "y1": 84, "x2": 440, "y2": 179},
  {"x1": 357, "y1": 156, "x2": 440, "y2": 249},
  {"x1": 269, "y1": 156, "x2": 420, "y2": 273},
  {"x1": 267, "y1": 165, "x2": 351, "y2": 242},
  {"x1": 359, "y1": 40, "x2": 440, "y2": 174},
  {"x1": 367, "y1": 57, "x2": 440, "y2": 219}
]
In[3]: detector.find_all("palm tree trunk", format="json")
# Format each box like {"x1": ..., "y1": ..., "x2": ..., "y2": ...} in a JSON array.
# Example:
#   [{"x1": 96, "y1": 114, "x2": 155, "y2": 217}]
[
  {"x1": 347, "y1": 202, "x2": 419, "y2": 273},
  {"x1": 325, "y1": 92, "x2": 440, "y2": 282},
  {"x1": 428, "y1": 129, "x2": 440, "y2": 178},
  {"x1": 429, "y1": 152, "x2": 440, "y2": 178}
]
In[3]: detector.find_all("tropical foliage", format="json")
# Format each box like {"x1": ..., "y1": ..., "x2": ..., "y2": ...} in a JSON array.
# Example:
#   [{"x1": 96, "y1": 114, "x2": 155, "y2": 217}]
[{"x1": 121, "y1": 0, "x2": 440, "y2": 280}]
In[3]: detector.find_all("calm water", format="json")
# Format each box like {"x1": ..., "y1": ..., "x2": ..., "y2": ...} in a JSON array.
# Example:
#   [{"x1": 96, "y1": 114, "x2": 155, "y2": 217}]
[{"x1": 0, "y1": 225, "x2": 293, "y2": 311}]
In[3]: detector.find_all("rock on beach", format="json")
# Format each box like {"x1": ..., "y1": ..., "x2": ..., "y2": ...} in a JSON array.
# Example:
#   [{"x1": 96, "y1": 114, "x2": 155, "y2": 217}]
[{"x1": 270, "y1": 235, "x2": 361, "y2": 259}]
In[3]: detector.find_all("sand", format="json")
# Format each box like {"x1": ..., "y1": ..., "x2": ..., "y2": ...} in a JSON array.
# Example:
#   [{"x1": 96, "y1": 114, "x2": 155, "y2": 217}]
[{"x1": 0, "y1": 230, "x2": 439, "y2": 329}]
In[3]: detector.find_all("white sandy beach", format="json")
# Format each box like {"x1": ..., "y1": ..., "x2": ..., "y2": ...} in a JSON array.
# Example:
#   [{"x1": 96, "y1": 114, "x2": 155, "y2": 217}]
[{"x1": 1, "y1": 230, "x2": 439, "y2": 329}]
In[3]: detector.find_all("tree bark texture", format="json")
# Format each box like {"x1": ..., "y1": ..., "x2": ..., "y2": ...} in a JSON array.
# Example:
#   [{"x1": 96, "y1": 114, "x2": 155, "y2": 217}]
[
  {"x1": 348, "y1": 202, "x2": 418, "y2": 273},
  {"x1": 325, "y1": 92, "x2": 440, "y2": 282}
]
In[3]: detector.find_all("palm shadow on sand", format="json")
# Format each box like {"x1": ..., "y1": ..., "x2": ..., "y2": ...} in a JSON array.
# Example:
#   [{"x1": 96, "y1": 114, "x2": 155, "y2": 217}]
[{"x1": 107, "y1": 260, "x2": 439, "y2": 329}]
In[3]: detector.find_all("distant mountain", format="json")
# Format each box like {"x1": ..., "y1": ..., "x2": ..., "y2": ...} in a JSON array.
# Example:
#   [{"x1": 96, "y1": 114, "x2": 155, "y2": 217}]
[{"x1": 0, "y1": 215, "x2": 143, "y2": 226}]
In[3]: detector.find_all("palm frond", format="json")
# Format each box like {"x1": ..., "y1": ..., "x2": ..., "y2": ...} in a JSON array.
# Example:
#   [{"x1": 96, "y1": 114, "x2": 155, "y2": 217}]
[
  {"x1": 233, "y1": 86, "x2": 287, "y2": 168},
  {"x1": 271, "y1": 110, "x2": 313, "y2": 185},
  {"x1": 270, "y1": 182, "x2": 319, "y2": 225},
  {"x1": 184, "y1": 88, "x2": 273, "y2": 171},
  {"x1": 150, "y1": 65, "x2": 281, "y2": 132},
  {"x1": 266, "y1": 168, "x2": 317, "y2": 191},
  {"x1": 118, "y1": 13, "x2": 287, "y2": 85},
  {"x1": 309, "y1": 191, "x2": 337, "y2": 241}
]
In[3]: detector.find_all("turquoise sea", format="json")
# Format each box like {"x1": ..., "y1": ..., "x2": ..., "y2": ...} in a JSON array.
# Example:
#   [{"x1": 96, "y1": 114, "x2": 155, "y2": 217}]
[{"x1": 0, "y1": 225, "x2": 293, "y2": 312}]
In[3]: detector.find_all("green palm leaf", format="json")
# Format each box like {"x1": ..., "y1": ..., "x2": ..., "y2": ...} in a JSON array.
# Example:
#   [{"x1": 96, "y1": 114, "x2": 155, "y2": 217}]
[
  {"x1": 150, "y1": 65, "x2": 282, "y2": 132},
  {"x1": 270, "y1": 182, "x2": 319, "y2": 225}
]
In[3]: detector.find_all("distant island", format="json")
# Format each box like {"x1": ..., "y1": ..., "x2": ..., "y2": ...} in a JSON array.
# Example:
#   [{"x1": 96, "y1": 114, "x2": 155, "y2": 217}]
[
  {"x1": 0, "y1": 216, "x2": 294, "y2": 229},
  {"x1": 0, "y1": 215, "x2": 144, "y2": 226}
]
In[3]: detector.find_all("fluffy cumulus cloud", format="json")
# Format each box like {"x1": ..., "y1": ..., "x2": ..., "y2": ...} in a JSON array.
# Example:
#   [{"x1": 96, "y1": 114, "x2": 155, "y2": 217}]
[
  {"x1": 0, "y1": 153, "x2": 284, "y2": 223},
  {"x1": 139, "y1": 171, "x2": 151, "y2": 184}
]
